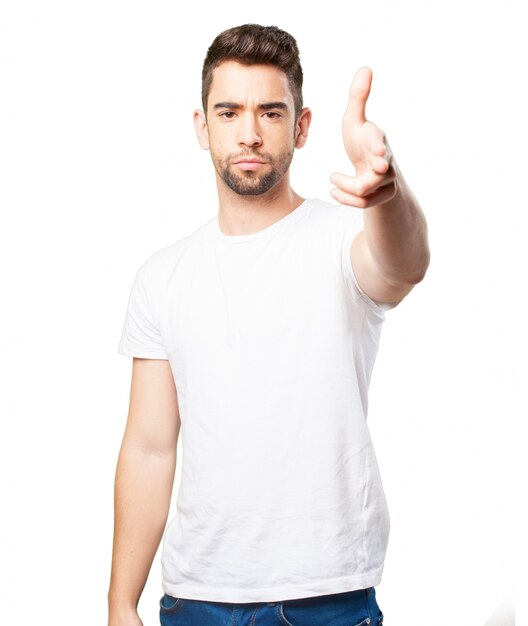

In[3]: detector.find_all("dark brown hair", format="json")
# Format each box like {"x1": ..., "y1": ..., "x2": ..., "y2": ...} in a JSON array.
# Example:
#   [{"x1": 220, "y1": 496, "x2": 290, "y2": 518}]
[{"x1": 201, "y1": 24, "x2": 304, "y2": 119}]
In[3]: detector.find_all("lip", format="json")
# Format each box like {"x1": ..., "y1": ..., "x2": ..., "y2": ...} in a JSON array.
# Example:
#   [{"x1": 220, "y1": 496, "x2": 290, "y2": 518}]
[{"x1": 234, "y1": 159, "x2": 266, "y2": 171}]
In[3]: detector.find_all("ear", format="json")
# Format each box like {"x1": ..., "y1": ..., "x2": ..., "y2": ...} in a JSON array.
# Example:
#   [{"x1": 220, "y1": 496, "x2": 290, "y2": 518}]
[
  {"x1": 294, "y1": 107, "x2": 312, "y2": 149},
  {"x1": 193, "y1": 109, "x2": 210, "y2": 150}
]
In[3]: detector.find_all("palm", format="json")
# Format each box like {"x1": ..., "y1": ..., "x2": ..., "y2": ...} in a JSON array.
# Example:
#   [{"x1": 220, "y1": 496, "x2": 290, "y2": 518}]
[{"x1": 344, "y1": 119, "x2": 382, "y2": 176}]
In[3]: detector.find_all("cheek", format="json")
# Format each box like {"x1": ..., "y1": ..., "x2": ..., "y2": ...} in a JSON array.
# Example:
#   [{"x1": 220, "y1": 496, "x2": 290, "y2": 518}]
[
  {"x1": 278, "y1": 130, "x2": 296, "y2": 155},
  {"x1": 208, "y1": 128, "x2": 232, "y2": 153},
  {"x1": 208, "y1": 136, "x2": 227, "y2": 161}
]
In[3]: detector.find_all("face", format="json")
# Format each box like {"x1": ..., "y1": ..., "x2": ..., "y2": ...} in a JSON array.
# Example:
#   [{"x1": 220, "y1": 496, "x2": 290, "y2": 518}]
[{"x1": 194, "y1": 61, "x2": 310, "y2": 196}]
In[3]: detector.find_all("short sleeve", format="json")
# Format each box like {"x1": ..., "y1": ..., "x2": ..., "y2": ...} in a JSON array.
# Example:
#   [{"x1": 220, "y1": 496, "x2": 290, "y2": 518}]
[
  {"x1": 338, "y1": 205, "x2": 397, "y2": 317},
  {"x1": 117, "y1": 261, "x2": 168, "y2": 359}
]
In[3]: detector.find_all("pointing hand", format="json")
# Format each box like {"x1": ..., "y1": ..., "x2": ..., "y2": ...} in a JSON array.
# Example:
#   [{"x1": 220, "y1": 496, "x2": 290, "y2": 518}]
[{"x1": 330, "y1": 67, "x2": 397, "y2": 209}]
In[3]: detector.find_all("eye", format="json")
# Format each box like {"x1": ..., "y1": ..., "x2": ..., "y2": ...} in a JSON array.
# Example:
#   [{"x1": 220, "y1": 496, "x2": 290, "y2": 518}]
[
  {"x1": 219, "y1": 111, "x2": 237, "y2": 119},
  {"x1": 263, "y1": 111, "x2": 281, "y2": 119}
]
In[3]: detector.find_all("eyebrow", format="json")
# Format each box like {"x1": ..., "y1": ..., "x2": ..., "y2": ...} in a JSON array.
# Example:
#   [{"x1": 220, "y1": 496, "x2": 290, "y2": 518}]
[{"x1": 213, "y1": 101, "x2": 289, "y2": 111}]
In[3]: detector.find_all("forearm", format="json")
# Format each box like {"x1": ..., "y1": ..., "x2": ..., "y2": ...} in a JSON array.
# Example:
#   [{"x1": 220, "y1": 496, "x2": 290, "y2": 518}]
[
  {"x1": 364, "y1": 160, "x2": 430, "y2": 286},
  {"x1": 108, "y1": 444, "x2": 176, "y2": 611}
]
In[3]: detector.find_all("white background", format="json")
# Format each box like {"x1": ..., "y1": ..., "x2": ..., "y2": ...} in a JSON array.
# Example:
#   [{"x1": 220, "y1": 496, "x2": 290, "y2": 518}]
[{"x1": 0, "y1": 1, "x2": 525, "y2": 625}]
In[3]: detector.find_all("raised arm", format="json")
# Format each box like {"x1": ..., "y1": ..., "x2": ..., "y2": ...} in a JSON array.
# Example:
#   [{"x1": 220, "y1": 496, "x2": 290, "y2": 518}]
[
  {"x1": 108, "y1": 358, "x2": 181, "y2": 626},
  {"x1": 330, "y1": 67, "x2": 430, "y2": 305}
]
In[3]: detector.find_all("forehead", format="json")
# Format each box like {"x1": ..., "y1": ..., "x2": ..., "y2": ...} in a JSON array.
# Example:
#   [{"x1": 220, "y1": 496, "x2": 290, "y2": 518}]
[{"x1": 208, "y1": 60, "x2": 294, "y2": 108}]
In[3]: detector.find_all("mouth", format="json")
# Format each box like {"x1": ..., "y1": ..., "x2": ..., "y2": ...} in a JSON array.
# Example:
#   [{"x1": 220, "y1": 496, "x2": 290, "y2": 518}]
[{"x1": 233, "y1": 159, "x2": 267, "y2": 171}]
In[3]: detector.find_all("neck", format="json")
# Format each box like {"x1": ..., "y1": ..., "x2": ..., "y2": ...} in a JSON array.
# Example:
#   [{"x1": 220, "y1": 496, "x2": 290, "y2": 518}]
[{"x1": 216, "y1": 171, "x2": 305, "y2": 236}]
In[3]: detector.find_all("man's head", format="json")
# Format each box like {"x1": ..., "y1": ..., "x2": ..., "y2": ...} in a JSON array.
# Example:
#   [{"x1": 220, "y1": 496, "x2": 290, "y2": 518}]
[
  {"x1": 201, "y1": 24, "x2": 304, "y2": 122},
  {"x1": 194, "y1": 24, "x2": 311, "y2": 197}
]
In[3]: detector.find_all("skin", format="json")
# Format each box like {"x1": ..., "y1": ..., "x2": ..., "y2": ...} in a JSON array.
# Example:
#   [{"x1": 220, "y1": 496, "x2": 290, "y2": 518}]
[
  {"x1": 108, "y1": 359, "x2": 179, "y2": 626},
  {"x1": 108, "y1": 58, "x2": 430, "y2": 626}
]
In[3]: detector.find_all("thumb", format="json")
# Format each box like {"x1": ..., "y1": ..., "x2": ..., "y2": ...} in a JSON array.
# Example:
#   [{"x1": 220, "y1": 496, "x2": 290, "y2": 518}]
[{"x1": 345, "y1": 66, "x2": 372, "y2": 124}]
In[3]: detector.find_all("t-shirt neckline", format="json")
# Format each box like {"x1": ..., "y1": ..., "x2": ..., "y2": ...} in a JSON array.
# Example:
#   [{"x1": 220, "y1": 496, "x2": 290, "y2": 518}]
[{"x1": 214, "y1": 199, "x2": 310, "y2": 243}]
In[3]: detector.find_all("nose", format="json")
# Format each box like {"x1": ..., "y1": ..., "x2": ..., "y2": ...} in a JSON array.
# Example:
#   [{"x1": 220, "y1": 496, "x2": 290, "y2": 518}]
[{"x1": 238, "y1": 114, "x2": 262, "y2": 148}]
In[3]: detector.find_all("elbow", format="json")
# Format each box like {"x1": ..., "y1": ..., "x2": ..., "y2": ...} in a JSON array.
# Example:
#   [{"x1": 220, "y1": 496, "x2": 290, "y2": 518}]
[
  {"x1": 394, "y1": 247, "x2": 430, "y2": 287},
  {"x1": 418, "y1": 221, "x2": 432, "y2": 280},
  {"x1": 407, "y1": 253, "x2": 431, "y2": 285},
  {"x1": 410, "y1": 247, "x2": 431, "y2": 285}
]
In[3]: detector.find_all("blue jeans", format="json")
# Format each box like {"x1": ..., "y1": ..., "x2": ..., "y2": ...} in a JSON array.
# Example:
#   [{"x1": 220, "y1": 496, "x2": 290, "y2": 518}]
[{"x1": 159, "y1": 586, "x2": 384, "y2": 625}]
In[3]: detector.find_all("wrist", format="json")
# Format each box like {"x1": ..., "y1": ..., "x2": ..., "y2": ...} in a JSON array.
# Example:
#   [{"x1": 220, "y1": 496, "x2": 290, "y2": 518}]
[{"x1": 108, "y1": 592, "x2": 138, "y2": 612}]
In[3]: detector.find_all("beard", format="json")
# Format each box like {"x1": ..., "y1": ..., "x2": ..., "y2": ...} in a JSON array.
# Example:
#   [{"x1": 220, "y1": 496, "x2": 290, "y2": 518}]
[{"x1": 212, "y1": 147, "x2": 294, "y2": 196}]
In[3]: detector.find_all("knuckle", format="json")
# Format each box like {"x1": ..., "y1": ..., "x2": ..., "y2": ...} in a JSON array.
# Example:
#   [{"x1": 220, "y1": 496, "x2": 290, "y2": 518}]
[{"x1": 358, "y1": 196, "x2": 369, "y2": 208}]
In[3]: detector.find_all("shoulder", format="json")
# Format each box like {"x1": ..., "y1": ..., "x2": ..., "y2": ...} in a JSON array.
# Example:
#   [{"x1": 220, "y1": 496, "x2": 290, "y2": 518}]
[
  {"x1": 139, "y1": 215, "x2": 216, "y2": 277},
  {"x1": 300, "y1": 199, "x2": 364, "y2": 248},
  {"x1": 304, "y1": 198, "x2": 363, "y2": 226}
]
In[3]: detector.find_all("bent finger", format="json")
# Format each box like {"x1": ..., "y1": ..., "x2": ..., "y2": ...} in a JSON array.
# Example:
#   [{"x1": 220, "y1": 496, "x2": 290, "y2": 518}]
[
  {"x1": 330, "y1": 169, "x2": 396, "y2": 197},
  {"x1": 330, "y1": 181, "x2": 397, "y2": 209},
  {"x1": 372, "y1": 154, "x2": 393, "y2": 174},
  {"x1": 363, "y1": 123, "x2": 386, "y2": 156}
]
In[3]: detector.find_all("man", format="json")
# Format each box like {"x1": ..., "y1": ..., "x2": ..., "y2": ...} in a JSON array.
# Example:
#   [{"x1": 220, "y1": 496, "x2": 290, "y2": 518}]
[{"x1": 108, "y1": 24, "x2": 429, "y2": 626}]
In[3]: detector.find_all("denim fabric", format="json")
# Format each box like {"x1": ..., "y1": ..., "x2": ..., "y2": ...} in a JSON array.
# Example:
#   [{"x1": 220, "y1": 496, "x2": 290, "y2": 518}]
[{"x1": 159, "y1": 586, "x2": 384, "y2": 625}]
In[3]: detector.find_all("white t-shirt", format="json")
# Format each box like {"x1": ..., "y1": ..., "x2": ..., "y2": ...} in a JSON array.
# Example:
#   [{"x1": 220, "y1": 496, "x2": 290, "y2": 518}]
[{"x1": 118, "y1": 198, "x2": 394, "y2": 603}]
